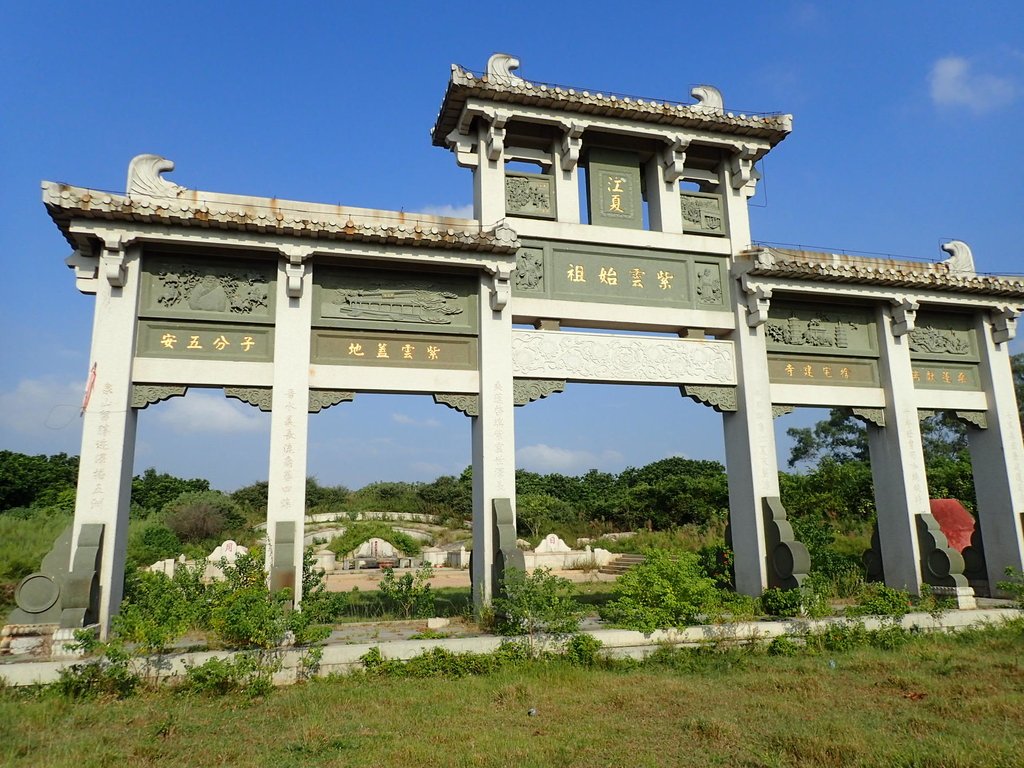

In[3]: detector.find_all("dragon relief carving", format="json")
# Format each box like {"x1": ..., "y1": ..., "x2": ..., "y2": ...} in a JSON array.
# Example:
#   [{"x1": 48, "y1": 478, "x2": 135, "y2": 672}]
[
  {"x1": 908, "y1": 325, "x2": 970, "y2": 355},
  {"x1": 324, "y1": 286, "x2": 463, "y2": 324},
  {"x1": 155, "y1": 268, "x2": 270, "y2": 314},
  {"x1": 765, "y1": 315, "x2": 857, "y2": 349}
]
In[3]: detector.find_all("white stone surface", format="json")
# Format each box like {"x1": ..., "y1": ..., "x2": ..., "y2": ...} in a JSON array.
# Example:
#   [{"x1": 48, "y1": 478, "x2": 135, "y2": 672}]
[{"x1": 534, "y1": 533, "x2": 571, "y2": 553}]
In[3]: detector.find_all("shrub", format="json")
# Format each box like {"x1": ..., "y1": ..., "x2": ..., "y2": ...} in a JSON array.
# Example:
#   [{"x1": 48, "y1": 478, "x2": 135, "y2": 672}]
[
  {"x1": 163, "y1": 491, "x2": 245, "y2": 543},
  {"x1": 209, "y1": 586, "x2": 289, "y2": 649},
  {"x1": 180, "y1": 652, "x2": 277, "y2": 697},
  {"x1": 327, "y1": 522, "x2": 422, "y2": 558},
  {"x1": 845, "y1": 584, "x2": 911, "y2": 618},
  {"x1": 564, "y1": 633, "x2": 603, "y2": 667},
  {"x1": 379, "y1": 564, "x2": 434, "y2": 619},
  {"x1": 760, "y1": 587, "x2": 803, "y2": 618},
  {"x1": 767, "y1": 636, "x2": 800, "y2": 656},
  {"x1": 494, "y1": 568, "x2": 583, "y2": 650},
  {"x1": 805, "y1": 621, "x2": 869, "y2": 653},
  {"x1": 697, "y1": 543, "x2": 734, "y2": 588},
  {"x1": 997, "y1": 567, "x2": 1024, "y2": 607},
  {"x1": 114, "y1": 568, "x2": 200, "y2": 653},
  {"x1": 599, "y1": 550, "x2": 722, "y2": 632},
  {"x1": 54, "y1": 637, "x2": 139, "y2": 699}
]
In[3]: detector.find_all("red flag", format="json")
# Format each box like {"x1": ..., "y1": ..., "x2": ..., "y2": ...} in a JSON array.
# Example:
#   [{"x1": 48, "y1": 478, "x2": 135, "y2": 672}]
[{"x1": 81, "y1": 363, "x2": 97, "y2": 416}]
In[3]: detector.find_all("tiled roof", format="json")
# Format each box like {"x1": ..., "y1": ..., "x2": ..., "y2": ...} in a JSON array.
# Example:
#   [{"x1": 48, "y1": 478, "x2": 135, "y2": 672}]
[
  {"x1": 42, "y1": 181, "x2": 519, "y2": 254},
  {"x1": 745, "y1": 247, "x2": 1024, "y2": 298},
  {"x1": 432, "y1": 64, "x2": 792, "y2": 146}
]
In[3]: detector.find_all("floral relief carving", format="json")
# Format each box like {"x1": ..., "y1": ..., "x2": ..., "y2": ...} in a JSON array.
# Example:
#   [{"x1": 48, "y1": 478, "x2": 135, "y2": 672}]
[
  {"x1": 513, "y1": 379, "x2": 565, "y2": 406},
  {"x1": 511, "y1": 332, "x2": 735, "y2": 385},
  {"x1": 433, "y1": 394, "x2": 479, "y2": 417},
  {"x1": 308, "y1": 390, "x2": 354, "y2": 413},
  {"x1": 224, "y1": 387, "x2": 273, "y2": 411},
  {"x1": 131, "y1": 385, "x2": 187, "y2": 409}
]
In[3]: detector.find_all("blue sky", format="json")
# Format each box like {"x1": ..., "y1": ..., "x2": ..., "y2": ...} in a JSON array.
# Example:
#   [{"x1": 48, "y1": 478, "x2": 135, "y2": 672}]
[{"x1": 2, "y1": 2, "x2": 1022, "y2": 491}]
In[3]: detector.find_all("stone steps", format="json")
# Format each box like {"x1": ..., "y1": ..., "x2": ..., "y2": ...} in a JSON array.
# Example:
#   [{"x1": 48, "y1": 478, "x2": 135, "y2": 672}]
[{"x1": 597, "y1": 553, "x2": 645, "y2": 576}]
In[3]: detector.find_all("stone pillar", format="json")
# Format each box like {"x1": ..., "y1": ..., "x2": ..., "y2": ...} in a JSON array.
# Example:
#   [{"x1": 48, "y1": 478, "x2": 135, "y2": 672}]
[
  {"x1": 967, "y1": 312, "x2": 1024, "y2": 591},
  {"x1": 867, "y1": 305, "x2": 927, "y2": 594},
  {"x1": 474, "y1": 117, "x2": 508, "y2": 226},
  {"x1": 723, "y1": 158, "x2": 777, "y2": 595},
  {"x1": 552, "y1": 128, "x2": 581, "y2": 224},
  {"x1": 72, "y1": 242, "x2": 142, "y2": 638},
  {"x1": 471, "y1": 268, "x2": 516, "y2": 607},
  {"x1": 266, "y1": 252, "x2": 313, "y2": 603},
  {"x1": 644, "y1": 139, "x2": 684, "y2": 233}
]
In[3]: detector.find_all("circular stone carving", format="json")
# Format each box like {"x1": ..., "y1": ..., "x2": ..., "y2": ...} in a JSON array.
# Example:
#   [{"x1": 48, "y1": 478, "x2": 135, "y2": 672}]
[
  {"x1": 927, "y1": 548, "x2": 963, "y2": 579},
  {"x1": 771, "y1": 542, "x2": 810, "y2": 580},
  {"x1": 14, "y1": 573, "x2": 60, "y2": 614}
]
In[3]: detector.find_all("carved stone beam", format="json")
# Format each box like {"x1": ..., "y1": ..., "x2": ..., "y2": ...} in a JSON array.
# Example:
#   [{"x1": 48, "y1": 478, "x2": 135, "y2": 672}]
[
  {"x1": 433, "y1": 393, "x2": 479, "y2": 417},
  {"x1": 513, "y1": 379, "x2": 565, "y2": 406},
  {"x1": 559, "y1": 121, "x2": 585, "y2": 172},
  {"x1": 279, "y1": 245, "x2": 314, "y2": 299},
  {"x1": 729, "y1": 144, "x2": 759, "y2": 192},
  {"x1": 849, "y1": 407, "x2": 885, "y2": 428},
  {"x1": 225, "y1": 386, "x2": 273, "y2": 411},
  {"x1": 132, "y1": 385, "x2": 187, "y2": 409},
  {"x1": 661, "y1": 136, "x2": 689, "y2": 184},
  {"x1": 308, "y1": 390, "x2": 354, "y2": 413},
  {"x1": 682, "y1": 385, "x2": 738, "y2": 412},
  {"x1": 991, "y1": 305, "x2": 1019, "y2": 344},
  {"x1": 742, "y1": 280, "x2": 772, "y2": 327},
  {"x1": 445, "y1": 129, "x2": 479, "y2": 169},
  {"x1": 126, "y1": 153, "x2": 186, "y2": 198},
  {"x1": 891, "y1": 297, "x2": 919, "y2": 336}
]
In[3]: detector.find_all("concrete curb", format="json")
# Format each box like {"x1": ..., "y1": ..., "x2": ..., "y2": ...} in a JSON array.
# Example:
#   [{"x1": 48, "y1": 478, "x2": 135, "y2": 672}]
[{"x1": 1, "y1": 607, "x2": 1019, "y2": 688}]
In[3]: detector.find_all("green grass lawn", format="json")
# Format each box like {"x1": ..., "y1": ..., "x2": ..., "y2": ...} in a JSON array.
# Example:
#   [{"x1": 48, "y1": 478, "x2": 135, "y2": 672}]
[{"x1": 3, "y1": 624, "x2": 1023, "y2": 767}]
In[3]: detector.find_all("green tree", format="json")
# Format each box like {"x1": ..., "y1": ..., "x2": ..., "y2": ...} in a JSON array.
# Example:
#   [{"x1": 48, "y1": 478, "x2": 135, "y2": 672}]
[
  {"x1": 131, "y1": 468, "x2": 209, "y2": 517},
  {"x1": 786, "y1": 409, "x2": 869, "y2": 468},
  {"x1": 0, "y1": 451, "x2": 79, "y2": 511}
]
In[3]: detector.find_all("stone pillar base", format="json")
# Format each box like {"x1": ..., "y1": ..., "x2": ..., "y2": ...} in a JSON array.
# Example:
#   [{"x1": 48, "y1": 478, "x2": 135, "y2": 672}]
[{"x1": 930, "y1": 585, "x2": 977, "y2": 610}]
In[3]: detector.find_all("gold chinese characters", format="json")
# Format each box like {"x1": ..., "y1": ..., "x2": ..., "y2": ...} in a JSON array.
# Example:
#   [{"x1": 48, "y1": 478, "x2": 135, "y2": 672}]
[
  {"x1": 159, "y1": 332, "x2": 257, "y2": 353},
  {"x1": 344, "y1": 341, "x2": 442, "y2": 363}
]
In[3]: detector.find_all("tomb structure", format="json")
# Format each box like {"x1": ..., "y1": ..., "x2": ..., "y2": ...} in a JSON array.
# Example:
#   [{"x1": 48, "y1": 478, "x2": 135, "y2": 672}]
[{"x1": 15, "y1": 53, "x2": 1024, "y2": 636}]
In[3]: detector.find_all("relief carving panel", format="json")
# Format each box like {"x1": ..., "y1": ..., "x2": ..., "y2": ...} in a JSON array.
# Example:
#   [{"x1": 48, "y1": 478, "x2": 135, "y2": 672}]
[{"x1": 511, "y1": 331, "x2": 735, "y2": 385}]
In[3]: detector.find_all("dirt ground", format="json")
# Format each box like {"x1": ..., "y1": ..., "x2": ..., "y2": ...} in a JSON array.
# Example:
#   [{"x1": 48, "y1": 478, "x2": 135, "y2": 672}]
[{"x1": 325, "y1": 567, "x2": 617, "y2": 592}]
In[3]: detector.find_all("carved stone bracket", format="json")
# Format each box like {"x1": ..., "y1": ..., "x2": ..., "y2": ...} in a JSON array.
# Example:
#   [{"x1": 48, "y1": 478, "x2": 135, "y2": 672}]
[
  {"x1": 729, "y1": 144, "x2": 758, "y2": 194},
  {"x1": 132, "y1": 385, "x2": 187, "y2": 409},
  {"x1": 559, "y1": 122, "x2": 584, "y2": 171},
  {"x1": 682, "y1": 385, "x2": 738, "y2": 412},
  {"x1": 493, "y1": 498, "x2": 526, "y2": 599},
  {"x1": 891, "y1": 297, "x2": 919, "y2": 336},
  {"x1": 485, "y1": 110, "x2": 511, "y2": 162},
  {"x1": 743, "y1": 281, "x2": 772, "y2": 327},
  {"x1": 991, "y1": 306, "x2": 1019, "y2": 344},
  {"x1": 490, "y1": 263, "x2": 513, "y2": 311},
  {"x1": 763, "y1": 497, "x2": 810, "y2": 590},
  {"x1": 850, "y1": 407, "x2": 885, "y2": 428},
  {"x1": 513, "y1": 379, "x2": 565, "y2": 406},
  {"x1": 660, "y1": 136, "x2": 689, "y2": 183},
  {"x1": 225, "y1": 386, "x2": 273, "y2": 412},
  {"x1": 917, "y1": 513, "x2": 969, "y2": 589},
  {"x1": 126, "y1": 153, "x2": 186, "y2": 198},
  {"x1": 772, "y1": 405, "x2": 796, "y2": 418},
  {"x1": 955, "y1": 410, "x2": 988, "y2": 429},
  {"x1": 100, "y1": 234, "x2": 127, "y2": 287},
  {"x1": 308, "y1": 390, "x2": 354, "y2": 413},
  {"x1": 433, "y1": 393, "x2": 479, "y2": 417},
  {"x1": 445, "y1": 129, "x2": 479, "y2": 169},
  {"x1": 280, "y1": 245, "x2": 314, "y2": 299}
]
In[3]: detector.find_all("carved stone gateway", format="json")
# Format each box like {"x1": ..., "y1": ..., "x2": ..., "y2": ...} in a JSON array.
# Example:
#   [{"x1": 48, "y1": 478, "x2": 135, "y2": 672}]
[{"x1": 23, "y1": 53, "x2": 1024, "y2": 641}]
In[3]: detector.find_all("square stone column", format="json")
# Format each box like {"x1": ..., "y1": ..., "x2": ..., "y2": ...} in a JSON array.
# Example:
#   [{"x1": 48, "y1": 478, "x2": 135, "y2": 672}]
[
  {"x1": 72, "y1": 244, "x2": 142, "y2": 638},
  {"x1": 551, "y1": 132, "x2": 580, "y2": 224},
  {"x1": 471, "y1": 270, "x2": 516, "y2": 607},
  {"x1": 266, "y1": 255, "x2": 312, "y2": 602},
  {"x1": 967, "y1": 313, "x2": 1024, "y2": 591},
  {"x1": 643, "y1": 150, "x2": 684, "y2": 234},
  {"x1": 867, "y1": 305, "x2": 927, "y2": 594},
  {"x1": 474, "y1": 121, "x2": 507, "y2": 226},
  {"x1": 723, "y1": 160, "x2": 776, "y2": 596}
]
